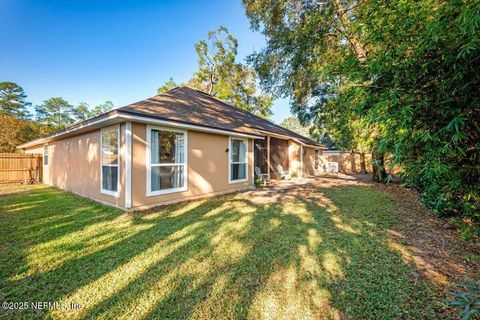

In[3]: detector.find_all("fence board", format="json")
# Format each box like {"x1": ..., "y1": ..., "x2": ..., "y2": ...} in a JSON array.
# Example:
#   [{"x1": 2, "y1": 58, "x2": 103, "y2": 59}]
[{"x1": 0, "y1": 153, "x2": 42, "y2": 184}]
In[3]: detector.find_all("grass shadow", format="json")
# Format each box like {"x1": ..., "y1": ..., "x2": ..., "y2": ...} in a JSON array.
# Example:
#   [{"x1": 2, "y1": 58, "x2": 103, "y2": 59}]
[{"x1": 1, "y1": 185, "x2": 438, "y2": 319}]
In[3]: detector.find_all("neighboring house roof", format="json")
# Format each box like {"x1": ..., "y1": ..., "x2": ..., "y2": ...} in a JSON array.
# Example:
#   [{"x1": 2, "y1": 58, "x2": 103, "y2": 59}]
[{"x1": 18, "y1": 87, "x2": 326, "y2": 149}]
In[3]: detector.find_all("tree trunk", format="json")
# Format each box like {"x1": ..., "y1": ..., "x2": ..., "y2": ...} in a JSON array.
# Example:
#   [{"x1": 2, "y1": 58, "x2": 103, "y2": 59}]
[
  {"x1": 372, "y1": 151, "x2": 387, "y2": 182},
  {"x1": 332, "y1": 0, "x2": 368, "y2": 62},
  {"x1": 359, "y1": 153, "x2": 367, "y2": 174}
]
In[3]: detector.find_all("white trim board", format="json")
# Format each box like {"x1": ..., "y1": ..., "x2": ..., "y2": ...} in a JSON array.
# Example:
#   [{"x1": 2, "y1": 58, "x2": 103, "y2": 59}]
[{"x1": 125, "y1": 121, "x2": 132, "y2": 208}]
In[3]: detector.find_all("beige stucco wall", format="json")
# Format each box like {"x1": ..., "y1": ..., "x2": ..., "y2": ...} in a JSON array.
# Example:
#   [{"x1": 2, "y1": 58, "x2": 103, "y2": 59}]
[
  {"x1": 288, "y1": 140, "x2": 301, "y2": 176},
  {"x1": 131, "y1": 122, "x2": 254, "y2": 209},
  {"x1": 25, "y1": 126, "x2": 126, "y2": 208},
  {"x1": 303, "y1": 147, "x2": 316, "y2": 176}
]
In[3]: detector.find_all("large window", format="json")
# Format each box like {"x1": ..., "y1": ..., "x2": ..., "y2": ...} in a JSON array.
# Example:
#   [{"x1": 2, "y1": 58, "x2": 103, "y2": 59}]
[
  {"x1": 229, "y1": 138, "x2": 247, "y2": 183},
  {"x1": 147, "y1": 126, "x2": 187, "y2": 195},
  {"x1": 315, "y1": 149, "x2": 320, "y2": 170},
  {"x1": 101, "y1": 125, "x2": 120, "y2": 196},
  {"x1": 43, "y1": 145, "x2": 49, "y2": 166}
]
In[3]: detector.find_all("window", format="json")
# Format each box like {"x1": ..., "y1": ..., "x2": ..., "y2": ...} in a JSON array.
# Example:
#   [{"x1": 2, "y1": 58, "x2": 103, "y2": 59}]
[
  {"x1": 43, "y1": 146, "x2": 48, "y2": 166},
  {"x1": 101, "y1": 125, "x2": 120, "y2": 196},
  {"x1": 229, "y1": 138, "x2": 247, "y2": 183},
  {"x1": 147, "y1": 126, "x2": 187, "y2": 195},
  {"x1": 315, "y1": 149, "x2": 319, "y2": 170}
]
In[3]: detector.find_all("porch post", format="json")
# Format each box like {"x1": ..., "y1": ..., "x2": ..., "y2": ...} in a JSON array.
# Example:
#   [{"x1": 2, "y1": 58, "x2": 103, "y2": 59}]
[{"x1": 267, "y1": 136, "x2": 271, "y2": 179}]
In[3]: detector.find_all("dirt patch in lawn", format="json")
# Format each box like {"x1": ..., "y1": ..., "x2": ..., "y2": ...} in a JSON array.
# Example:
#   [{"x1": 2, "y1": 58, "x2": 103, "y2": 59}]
[{"x1": 374, "y1": 182, "x2": 480, "y2": 283}]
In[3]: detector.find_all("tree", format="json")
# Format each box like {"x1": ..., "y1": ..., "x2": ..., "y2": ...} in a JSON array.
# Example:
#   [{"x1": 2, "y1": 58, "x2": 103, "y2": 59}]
[
  {"x1": 73, "y1": 102, "x2": 91, "y2": 122},
  {"x1": 90, "y1": 101, "x2": 114, "y2": 117},
  {"x1": 0, "y1": 115, "x2": 53, "y2": 153},
  {"x1": 160, "y1": 26, "x2": 273, "y2": 118},
  {"x1": 280, "y1": 116, "x2": 312, "y2": 138},
  {"x1": 158, "y1": 78, "x2": 180, "y2": 94},
  {"x1": 243, "y1": 0, "x2": 389, "y2": 179},
  {"x1": 0, "y1": 82, "x2": 31, "y2": 119},
  {"x1": 244, "y1": 0, "x2": 480, "y2": 222},
  {"x1": 188, "y1": 26, "x2": 273, "y2": 118},
  {"x1": 35, "y1": 97, "x2": 76, "y2": 129}
]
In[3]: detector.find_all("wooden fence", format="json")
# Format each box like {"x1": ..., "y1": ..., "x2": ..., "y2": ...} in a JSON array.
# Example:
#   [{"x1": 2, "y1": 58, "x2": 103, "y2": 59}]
[
  {"x1": 0, "y1": 153, "x2": 42, "y2": 184},
  {"x1": 324, "y1": 152, "x2": 373, "y2": 173}
]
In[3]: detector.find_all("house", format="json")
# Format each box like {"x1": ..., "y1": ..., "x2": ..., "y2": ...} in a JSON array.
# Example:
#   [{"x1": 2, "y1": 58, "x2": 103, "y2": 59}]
[{"x1": 18, "y1": 87, "x2": 326, "y2": 210}]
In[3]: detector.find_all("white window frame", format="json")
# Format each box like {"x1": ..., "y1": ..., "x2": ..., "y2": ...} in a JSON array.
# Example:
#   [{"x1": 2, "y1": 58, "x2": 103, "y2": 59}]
[
  {"x1": 228, "y1": 137, "x2": 248, "y2": 184},
  {"x1": 100, "y1": 124, "x2": 120, "y2": 197},
  {"x1": 146, "y1": 125, "x2": 188, "y2": 196},
  {"x1": 43, "y1": 145, "x2": 49, "y2": 166}
]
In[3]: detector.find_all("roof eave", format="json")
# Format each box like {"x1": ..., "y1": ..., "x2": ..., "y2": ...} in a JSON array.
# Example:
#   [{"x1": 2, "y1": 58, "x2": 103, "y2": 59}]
[{"x1": 17, "y1": 111, "x2": 265, "y2": 149}]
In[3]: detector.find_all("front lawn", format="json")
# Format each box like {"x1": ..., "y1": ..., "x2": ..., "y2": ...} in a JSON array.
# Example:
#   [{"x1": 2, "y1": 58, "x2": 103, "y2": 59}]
[{"x1": 0, "y1": 183, "x2": 439, "y2": 319}]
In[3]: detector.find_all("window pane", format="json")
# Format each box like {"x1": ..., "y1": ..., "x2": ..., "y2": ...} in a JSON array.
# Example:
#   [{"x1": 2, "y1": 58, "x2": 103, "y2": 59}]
[
  {"x1": 43, "y1": 146, "x2": 48, "y2": 165},
  {"x1": 102, "y1": 127, "x2": 118, "y2": 165},
  {"x1": 151, "y1": 165, "x2": 184, "y2": 191},
  {"x1": 231, "y1": 163, "x2": 246, "y2": 180},
  {"x1": 231, "y1": 140, "x2": 246, "y2": 162},
  {"x1": 151, "y1": 130, "x2": 184, "y2": 164},
  {"x1": 102, "y1": 166, "x2": 118, "y2": 192}
]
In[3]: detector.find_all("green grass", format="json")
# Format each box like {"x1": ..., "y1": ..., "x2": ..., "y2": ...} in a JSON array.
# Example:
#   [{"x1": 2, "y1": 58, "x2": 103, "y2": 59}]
[{"x1": 0, "y1": 184, "x2": 438, "y2": 319}]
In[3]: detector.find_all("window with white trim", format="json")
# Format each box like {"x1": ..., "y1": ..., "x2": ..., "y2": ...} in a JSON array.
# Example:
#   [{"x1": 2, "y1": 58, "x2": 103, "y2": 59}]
[
  {"x1": 43, "y1": 146, "x2": 49, "y2": 166},
  {"x1": 101, "y1": 125, "x2": 119, "y2": 195},
  {"x1": 147, "y1": 126, "x2": 186, "y2": 195},
  {"x1": 230, "y1": 138, "x2": 247, "y2": 182}
]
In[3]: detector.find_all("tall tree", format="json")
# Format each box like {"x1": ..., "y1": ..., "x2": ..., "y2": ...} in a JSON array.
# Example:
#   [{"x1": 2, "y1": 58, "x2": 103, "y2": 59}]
[
  {"x1": 160, "y1": 27, "x2": 273, "y2": 118},
  {"x1": 90, "y1": 101, "x2": 114, "y2": 117},
  {"x1": 158, "y1": 78, "x2": 180, "y2": 94},
  {"x1": 35, "y1": 97, "x2": 76, "y2": 129},
  {"x1": 280, "y1": 116, "x2": 312, "y2": 139},
  {"x1": 243, "y1": 0, "x2": 387, "y2": 179},
  {"x1": 73, "y1": 102, "x2": 91, "y2": 122},
  {"x1": 0, "y1": 82, "x2": 31, "y2": 119},
  {"x1": 244, "y1": 0, "x2": 480, "y2": 222}
]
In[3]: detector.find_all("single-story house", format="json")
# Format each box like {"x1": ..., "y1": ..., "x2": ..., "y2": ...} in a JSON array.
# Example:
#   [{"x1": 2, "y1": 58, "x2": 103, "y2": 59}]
[{"x1": 18, "y1": 87, "x2": 326, "y2": 210}]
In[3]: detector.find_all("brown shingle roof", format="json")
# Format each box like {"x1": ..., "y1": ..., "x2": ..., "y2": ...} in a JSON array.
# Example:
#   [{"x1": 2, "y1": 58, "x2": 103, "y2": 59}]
[{"x1": 118, "y1": 87, "x2": 323, "y2": 147}]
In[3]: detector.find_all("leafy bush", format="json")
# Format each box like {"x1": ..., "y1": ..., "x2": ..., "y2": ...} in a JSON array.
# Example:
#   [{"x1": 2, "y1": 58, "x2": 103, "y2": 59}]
[{"x1": 254, "y1": 178, "x2": 264, "y2": 187}]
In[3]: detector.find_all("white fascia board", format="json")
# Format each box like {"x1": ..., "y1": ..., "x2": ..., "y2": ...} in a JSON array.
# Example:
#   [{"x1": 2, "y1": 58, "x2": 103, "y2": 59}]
[{"x1": 17, "y1": 113, "x2": 121, "y2": 149}]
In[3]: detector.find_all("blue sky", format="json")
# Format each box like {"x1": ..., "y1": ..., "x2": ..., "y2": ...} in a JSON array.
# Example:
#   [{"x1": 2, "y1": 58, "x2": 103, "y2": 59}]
[{"x1": 0, "y1": 0, "x2": 292, "y2": 123}]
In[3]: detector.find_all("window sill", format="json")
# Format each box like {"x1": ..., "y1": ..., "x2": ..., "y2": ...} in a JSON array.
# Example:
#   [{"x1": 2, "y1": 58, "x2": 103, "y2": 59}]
[
  {"x1": 147, "y1": 186, "x2": 188, "y2": 197},
  {"x1": 228, "y1": 178, "x2": 249, "y2": 184},
  {"x1": 101, "y1": 189, "x2": 120, "y2": 198}
]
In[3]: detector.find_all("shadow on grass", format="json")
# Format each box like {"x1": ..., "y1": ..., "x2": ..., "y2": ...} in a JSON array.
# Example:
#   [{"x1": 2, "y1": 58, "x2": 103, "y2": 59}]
[{"x1": 0, "y1": 185, "x2": 436, "y2": 319}]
